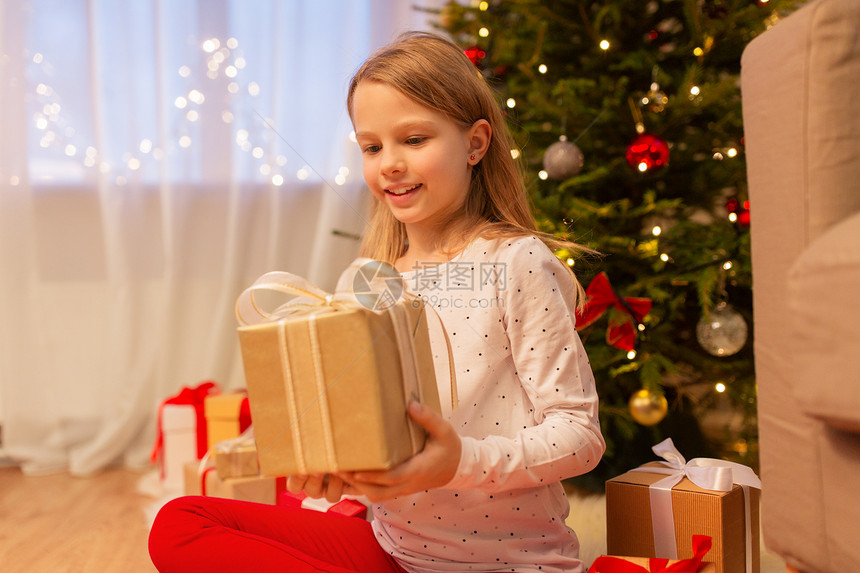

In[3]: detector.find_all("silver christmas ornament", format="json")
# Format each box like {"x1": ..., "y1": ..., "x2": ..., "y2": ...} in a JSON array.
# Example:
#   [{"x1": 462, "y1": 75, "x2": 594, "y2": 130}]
[
  {"x1": 542, "y1": 136, "x2": 584, "y2": 180},
  {"x1": 696, "y1": 302, "x2": 748, "y2": 357}
]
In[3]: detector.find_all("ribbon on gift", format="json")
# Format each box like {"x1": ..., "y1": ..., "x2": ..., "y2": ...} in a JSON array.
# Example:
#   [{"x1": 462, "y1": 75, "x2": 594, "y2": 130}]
[
  {"x1": 589, "y1": 535, "x2": 712, "y2": 573},
  {"x1": 235, "y1": 258, "x2": 458, "y2": 474},
  {"x1": 636, "y1": 438, "x2": 761, "y2": 573},
  {"x1": 150, "y1": 380, "x2": 221, "y2": 478},
  {"x1": 575, "y1": 272, "x2": 652, "y2": 351}
]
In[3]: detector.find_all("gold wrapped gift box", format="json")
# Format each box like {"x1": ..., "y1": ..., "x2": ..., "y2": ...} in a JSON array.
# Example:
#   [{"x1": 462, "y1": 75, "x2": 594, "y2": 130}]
[
  {"x1": 183, "y1": 461, "x2": 284, "y2": 505},
  {"x1": 237, "y1": 296, "x2": 442, "y2": 476},
  {"x1": 606, "y1": 464, "x2": 760, "y2": 573},
  {"x1": 213, "y1": 437, "x2": 260, "y2": 479}
]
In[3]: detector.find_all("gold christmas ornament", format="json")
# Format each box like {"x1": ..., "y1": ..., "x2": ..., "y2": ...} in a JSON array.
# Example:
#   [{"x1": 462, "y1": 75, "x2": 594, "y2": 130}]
[{"x1": 628, "y1": 388, "x2": 668, "y2": 426}]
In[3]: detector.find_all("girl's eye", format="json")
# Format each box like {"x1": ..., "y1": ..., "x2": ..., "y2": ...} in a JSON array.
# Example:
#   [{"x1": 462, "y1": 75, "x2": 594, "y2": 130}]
[
  {"x1": 405, "y1": 137, "x2": 425, "y2": 145},
  {"x1": 362, "y1": 145, "x2": 381, "y2": 154}
]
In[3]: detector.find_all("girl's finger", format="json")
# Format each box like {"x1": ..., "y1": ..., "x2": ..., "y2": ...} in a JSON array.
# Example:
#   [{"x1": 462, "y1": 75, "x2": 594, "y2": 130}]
[
  {"x1": 303, "y1": 474, "x2": 326, "y2": 498},
  {"x1": 286, "y1": 474, "x2": 308, "y2": 493},
  {"x1": 324, "y1": 474, "x2": 345, "y2": 503}
]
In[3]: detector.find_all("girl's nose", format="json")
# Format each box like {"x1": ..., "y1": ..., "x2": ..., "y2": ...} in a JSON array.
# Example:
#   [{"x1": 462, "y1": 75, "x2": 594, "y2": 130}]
[{"x1": 380, "y1": 150, "x2": 405, "y2": 176}]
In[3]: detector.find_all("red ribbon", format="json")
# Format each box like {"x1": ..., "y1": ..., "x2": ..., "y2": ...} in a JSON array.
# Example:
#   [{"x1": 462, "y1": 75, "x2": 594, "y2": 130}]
[
  {"x1": 239, "y1": 396, "x2": 252, "y2": 434},
  {"x1": 150, "y1": 381, "x2": 221, "y2": 476},
  {"x1": 588, "y1": 535, "x2": 712, "y2": 573},
  {"x1": 575, "y1": 272, "x2": 652, "y2": 351}
]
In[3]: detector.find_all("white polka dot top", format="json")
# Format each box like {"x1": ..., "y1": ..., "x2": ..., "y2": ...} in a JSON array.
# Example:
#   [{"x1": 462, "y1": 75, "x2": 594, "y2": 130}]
[{"x1": 373, "y1": 235, "x2": 605, "y2": 573}]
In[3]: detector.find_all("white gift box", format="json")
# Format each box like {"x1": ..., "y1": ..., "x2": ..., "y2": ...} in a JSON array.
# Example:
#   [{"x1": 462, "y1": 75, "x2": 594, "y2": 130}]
[{"x1": 160, "y1": 404, "x2": 202, "y2": 490}]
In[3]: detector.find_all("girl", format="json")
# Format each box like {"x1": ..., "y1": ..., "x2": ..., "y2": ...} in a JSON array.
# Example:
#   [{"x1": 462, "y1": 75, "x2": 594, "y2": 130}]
[{"x1": 149, "y1": 31, "x2": 604, "y2": 573}]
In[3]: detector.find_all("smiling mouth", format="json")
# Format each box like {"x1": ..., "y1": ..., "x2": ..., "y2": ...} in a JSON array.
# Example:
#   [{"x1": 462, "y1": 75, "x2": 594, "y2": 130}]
[{"x1": 386, "y1": 183, "x2": 422, "y2": 196}]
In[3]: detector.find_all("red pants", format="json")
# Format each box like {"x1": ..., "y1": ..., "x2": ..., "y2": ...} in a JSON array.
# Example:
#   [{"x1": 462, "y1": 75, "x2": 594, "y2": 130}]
[{"x1": 148, "y1": 496, "x2": 408, "y2": 573}]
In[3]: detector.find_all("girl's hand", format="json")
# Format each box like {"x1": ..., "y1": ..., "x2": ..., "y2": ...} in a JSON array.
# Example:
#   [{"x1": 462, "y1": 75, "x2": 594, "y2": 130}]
[
  {"x1": 286, "y1": 473, "x2": 346, "y2": 504},
  {"x1": 336, "y1": 401, "x2": 461, "y2": 502}
]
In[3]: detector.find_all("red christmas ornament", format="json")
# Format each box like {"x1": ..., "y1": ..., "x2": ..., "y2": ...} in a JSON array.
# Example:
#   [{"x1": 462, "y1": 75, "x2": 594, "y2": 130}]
[
  {"x1": 464, "y1": 46, "x2": 486, "y2": 66},
  {"x1": 725, "y1": 198, "x2": 751, "y2": 227},
  {"x1": 626, "y1": 133, "x2": 670, "y2": 172}
]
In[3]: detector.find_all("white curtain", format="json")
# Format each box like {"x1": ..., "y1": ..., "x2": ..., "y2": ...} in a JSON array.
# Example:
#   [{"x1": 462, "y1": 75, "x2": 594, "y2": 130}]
[{"x1": 0, "y1": 0, "x2": 444, "y2": 475}]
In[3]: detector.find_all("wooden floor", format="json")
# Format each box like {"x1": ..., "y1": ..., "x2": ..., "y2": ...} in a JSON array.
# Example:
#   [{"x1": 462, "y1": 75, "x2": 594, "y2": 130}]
[{"x1": 0, "y1": 465, "x2": 157, "y2": 573}]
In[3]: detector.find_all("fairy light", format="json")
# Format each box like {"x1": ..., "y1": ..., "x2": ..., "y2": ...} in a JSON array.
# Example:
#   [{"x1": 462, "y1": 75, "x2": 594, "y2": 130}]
[
  {"x1": 538, "y1": 64, "x2": 548, "y2": 74},
  {"x1": 638, "y1": 162, "x2": 648, "y2": 172},
  {"x1": 221, "y1": 111, "x2": 234, "y2": 123},
  {"x1": 335, "y1": 173, "x2": 347, "y2": 186},
  {"x1": 693, "y1": 47, "x2": 704, "y2": 57},
  {"x1": 139, "y1": 139, "x2": 153, "y2": 154},
  {"x1": 728, "y1": 212, "x2": 738, "y2": 223},
  {"x1": 272, "y1": 174, "x2": 284, "y2": 186},
  {"x1": 296, "y1": 167, "x2": 310, "y2": 180},
  {"x1": 228, "y1": 82, "x2": 239, "y2": 94},
  {"x1": 479, "y1": 27, "x2": 490, "y2": 38},
  {"x1": 64, "y1": 144, "x2": 76, "y2": 157},
  {"x1": 713, "y1": 151, "x2": 724, "y2": 160},
  {"x1": 479, "y1": 1, "x2": 489, "y2": 10},
  {"x1": 234, "y1": 56, "x2": 246, "y2": 69},
  {"x1": 278, "y1": 155, "x2": 289, "y2": 166},
  {"x1": 248, "y1": 82, "x2": 260, "y2": 96},
  {"x1": 252, "y1": 146, "x2": 264, "y2": 159},
  {"x1": 174, "y1": 96, "x2": 188, "y2": 109},
  {"x1": 599, "y1": 39, "x2": 610, "y2": 50},
  {"x1": 538, "y1": 170, "x2": 549, "y2": 180},
  {"x1": 35, "y1": 117, "x2": 48, "y2": 130},
  {"x1": 227, "y1": 37, "x2": 239, "y2": 49},
  {"x1": 33, "y1": 53, "x2": 44, "y2": 63},
  {"x1": 651, "y1": 225, "x2": 662, "y2": 236},
  {"x1": 259, "y1": 164, "x2": 271, "y2": 175},
  {"x1": 723, "y1": 261, "x2": 733, "y2": 270},
  {"x1": 178, "y1": 65, "x2": 191, "y2": 78},
  {"x1": 127, "y1": 157, "x2": 141, "y2": 170},
  {"x1": 566, "y1": 257, "x2": 575, "y2": 267},
  {"x1": 510, "y1": 149, "x2": 520, "y2": 159},
  {"x1": 338, "y1": 166, "x2": 349, "y2": 177},
  {"x1": 186, "y1": 110, "x2": 199, "y2": 122},
  {"x1": 727, "y1": 147, "x2": 738, "y2": 158},
  {"x1": 638, "y1": 323, "x2": 646, "y2": 332},
  {"x1": 506, "y1": 98, "x2": 516, "y2": 108},
  {"x1": 178, "y1": 135, "x2": 192, "y2": 148},
  {"x1": 627, "y1": 350, "x2": 637, "y2": 360},
  {"x1": 202, "y1": 39, "x2": 219, "y2": 53},
  {"x1": 225, "y1": 65, "x2": 238, "y2": 78},
  {"x1": 690, "y1": 86, "x2": 701, "y2": 96},
  {"x1": 660, "y1": 253, "x2": 670, "y2": 262},
  {"x1": 188, "y1": 89, "x2": 205, "y2": 104},
  {"x1": 715, "y1": 382, "x2": 726, "y2": 393}
]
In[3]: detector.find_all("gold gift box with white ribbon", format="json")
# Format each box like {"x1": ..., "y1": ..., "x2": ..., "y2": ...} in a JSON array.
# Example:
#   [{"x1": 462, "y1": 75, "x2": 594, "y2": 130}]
[{"x1": 235, "y1": 260, "x2": 445, "y2": 476}]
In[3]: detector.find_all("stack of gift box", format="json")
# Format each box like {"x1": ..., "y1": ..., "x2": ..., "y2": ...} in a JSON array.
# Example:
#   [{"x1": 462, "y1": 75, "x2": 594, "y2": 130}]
[{"x1": 590, "y1": 438, "x2": 762, "y2": 573}]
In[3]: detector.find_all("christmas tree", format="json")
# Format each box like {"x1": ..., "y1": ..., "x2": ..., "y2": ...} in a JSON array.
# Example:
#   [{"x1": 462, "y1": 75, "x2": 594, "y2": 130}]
[{"x1": 428, "y1": 0, "x2": 799, "y2": 491}]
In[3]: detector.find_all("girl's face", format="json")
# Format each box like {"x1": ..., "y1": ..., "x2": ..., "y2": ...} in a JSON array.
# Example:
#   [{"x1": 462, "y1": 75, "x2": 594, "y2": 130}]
[{"x1": 352, "y1": 81, "x2": 475, "y2": 234}]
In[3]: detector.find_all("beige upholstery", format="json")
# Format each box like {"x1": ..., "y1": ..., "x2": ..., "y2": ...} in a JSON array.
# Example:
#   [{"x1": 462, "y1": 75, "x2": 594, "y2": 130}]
[{"x1": 741, "y1": 0, "x2": 860, "y2": 571}]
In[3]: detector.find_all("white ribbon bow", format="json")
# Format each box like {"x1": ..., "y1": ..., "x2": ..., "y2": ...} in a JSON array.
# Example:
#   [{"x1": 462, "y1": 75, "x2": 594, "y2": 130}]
[
  {"x1": 637, "y1": 438, "x2": 761, "y2": 572},
  {"x1": 235, "y1": 258, "x2": 399, "y2": 325}
]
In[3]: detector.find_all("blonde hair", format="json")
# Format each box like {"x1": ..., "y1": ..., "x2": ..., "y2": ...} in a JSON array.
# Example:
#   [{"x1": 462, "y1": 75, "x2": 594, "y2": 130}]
[{"x1": 347, "y1": 32, "x2": 588, "y2": 296}]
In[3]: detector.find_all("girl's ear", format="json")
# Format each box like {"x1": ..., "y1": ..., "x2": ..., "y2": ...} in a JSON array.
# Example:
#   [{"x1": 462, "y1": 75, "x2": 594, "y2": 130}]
[{"x1": 467, "y1": 119, "x2": 492, "y2": 165}]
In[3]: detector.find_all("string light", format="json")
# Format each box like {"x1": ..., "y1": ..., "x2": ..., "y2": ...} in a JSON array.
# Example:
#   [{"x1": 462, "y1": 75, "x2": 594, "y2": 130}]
[
  {"x1": 638, "y1": 323, "x2": 646, "y2": 332},
  {"x1": 693, "y1": 46, "x2": 704, "y2": 57},
  {"x1": 599, "y1": 39, "x2": 610, "y2": 50},
  {"x1": 715, "y1": 382, "x2": 726, "y2": 393},
  {"x1": 272, "y1": 174, "x2": 284, "y2": 186},
  {"x1": 538, "y1": 170, "x2": 549, "y2": 180},
  {"x1": 510, "y1": 149, "x2": 521, "y2": 159},
  {"x1": 651, "y1": 225, "x2": 662, "y2": 236},
  {"x1": 479, "y1": 1, "x2": 489, "y2": 10},
  {"x1": 178, "y1": 136, "x2": 192, "y2": 148},
  {"x1": 296, "y1": 167, "x2": 310, "y2": 180},
  {"x1": 723, "y1": 261, "x2": 733, "y2": 270},
  {"x1": 566, "y1": 257, "x2": 575, "y2": 267},
  {"x1": 727, "y1": 148, "x2": 738, "y2": 157},
  {"x1": 627, "y1": 350, "x2": 637, "y2": 360},
  {"x1": 690, "y1": 86, "x2": 701, "y2": 96},
  {"x1": 660, "y1": 253, "x2": 670, "y2": 262},
  {"x1": 728, "y1": 212, "x2": 738, "y2": 223},
  {"x1": 479, "y1": 27, "x2": 490, "y2": 37},
  {"x1": 506, "y1": 98, "x2": 516, "y2": 108},
  {"x1": 538, "y1": 64, "x2": 548, "y2": 74}
]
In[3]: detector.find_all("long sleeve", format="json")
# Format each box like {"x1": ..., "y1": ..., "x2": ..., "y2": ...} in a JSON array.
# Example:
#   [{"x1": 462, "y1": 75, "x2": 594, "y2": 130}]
[{"x1": 444, "y1": 236, "x2": 605, "y2": 492}]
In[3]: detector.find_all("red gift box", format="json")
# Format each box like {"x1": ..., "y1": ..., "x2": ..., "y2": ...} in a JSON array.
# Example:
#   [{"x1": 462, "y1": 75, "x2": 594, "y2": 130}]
[{"x1": 277, "y1": 490, "x2": 369, "y2": 520}]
